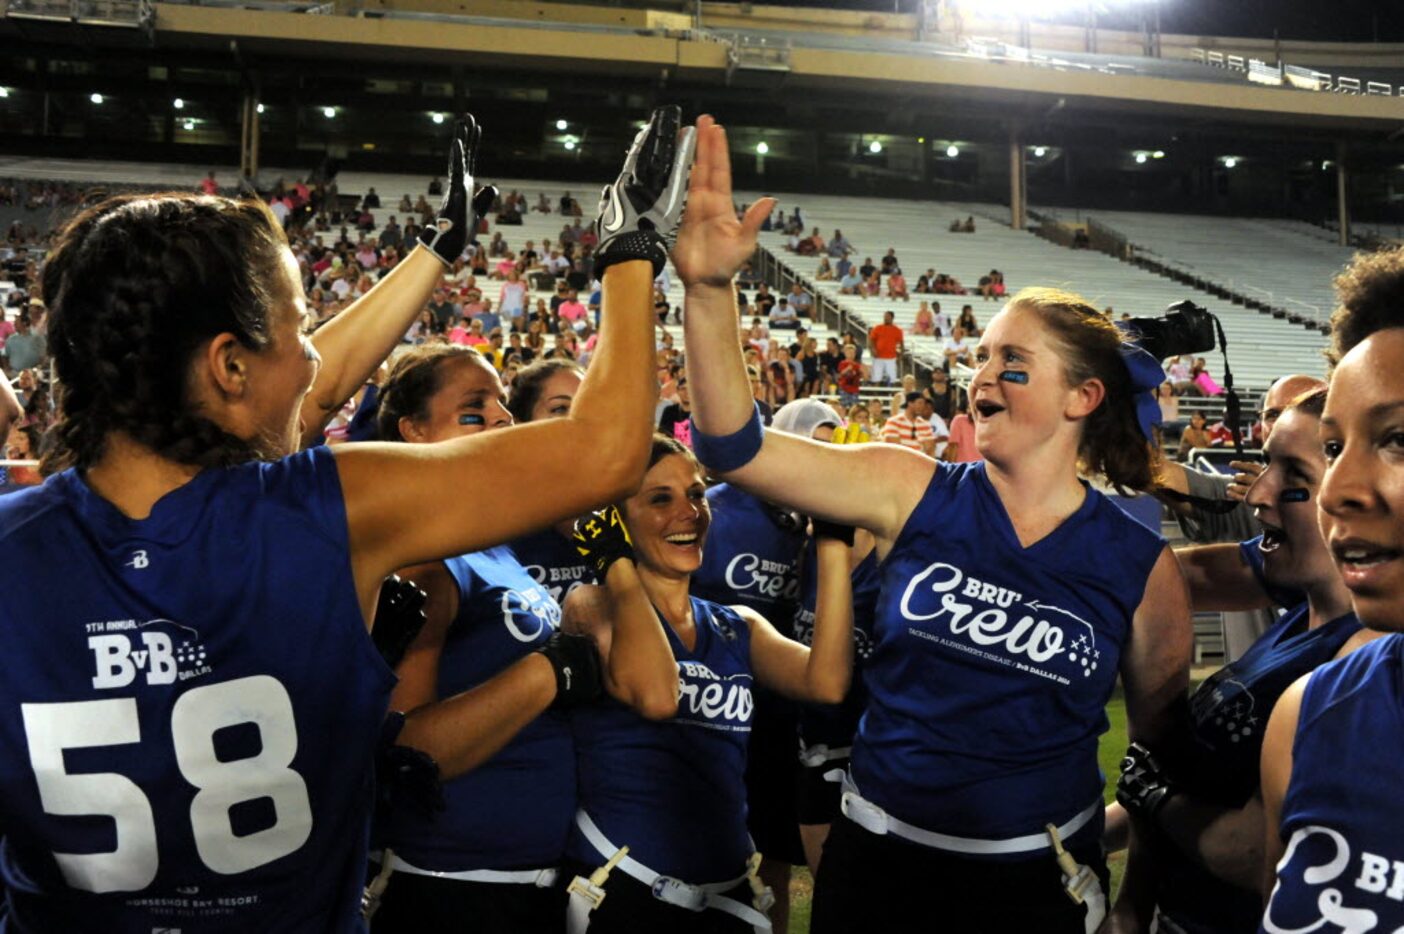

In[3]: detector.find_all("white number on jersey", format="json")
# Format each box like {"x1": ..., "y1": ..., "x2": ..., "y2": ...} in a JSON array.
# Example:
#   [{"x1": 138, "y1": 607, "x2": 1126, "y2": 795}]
[{"x1": 21, "y1": 675, "x2": 313, "y2": 893}]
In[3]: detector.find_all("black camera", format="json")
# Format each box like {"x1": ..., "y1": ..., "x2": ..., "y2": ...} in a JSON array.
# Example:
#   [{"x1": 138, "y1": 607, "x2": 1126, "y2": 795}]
[{"x1": 1122, "y1": 300, "x2": 1218, "y2": 362}]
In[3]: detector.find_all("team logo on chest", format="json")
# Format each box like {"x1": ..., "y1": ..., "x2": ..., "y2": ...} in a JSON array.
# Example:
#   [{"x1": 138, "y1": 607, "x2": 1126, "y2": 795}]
[
  {"x1": 724, "y1": 553, "x2": 800, "y2": 603},
  {"x1": 85, "y1": 618, "x2": 212, "y2": 688},
  {"x1": 675, "y1": 660, "x2": 753, "y2": 732},
  {"x1": 898, "y1": 562, "x2": 1101, "y2": 686},
  {"x1": 499, "y1": 585, "x2": 561, "y2": 643},
  {"x1": 1264, "y1": 825, "x2": 1404, "y2": 933}
]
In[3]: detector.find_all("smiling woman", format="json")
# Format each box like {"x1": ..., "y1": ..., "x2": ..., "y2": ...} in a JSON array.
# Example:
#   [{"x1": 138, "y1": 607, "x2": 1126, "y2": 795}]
[
  {"x1": 560, "y1": 433, "x2": 855, "y2": 933},
  {"x1": 675, "y1": 115, "x2": 1192, "y2": 934}
]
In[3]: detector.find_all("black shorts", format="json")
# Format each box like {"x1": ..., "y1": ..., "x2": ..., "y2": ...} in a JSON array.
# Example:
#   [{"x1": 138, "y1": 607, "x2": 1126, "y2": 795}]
[
  {"x1": 743, "y1": 685, "x2": 806, "y2": 866},
  {"x1": 370, "y1": 868, "x2": 566, "y2": 934},
  {"x1": 811, "y1": 815, "x2": 1109, "y2": 934},
  {"x1": 794, "y1": 755, "x2": 848, "y2": 826}
]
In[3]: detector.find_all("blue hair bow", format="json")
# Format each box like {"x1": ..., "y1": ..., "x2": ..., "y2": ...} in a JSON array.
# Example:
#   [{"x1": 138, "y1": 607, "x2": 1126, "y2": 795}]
[{"x1": 1117, "y1": 340, "x2": 1166, "y2": 443}]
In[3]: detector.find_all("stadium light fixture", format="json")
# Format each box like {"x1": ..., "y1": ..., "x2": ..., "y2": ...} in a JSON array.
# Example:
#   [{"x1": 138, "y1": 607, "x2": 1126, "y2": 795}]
[
  {"x1": 564, "y1": 140, "x2": 577, "y2": 151},
  {"x1": 1223, "y1": 157, "x2": 1238, "y2": 169},
  {"x1": 1152, "y1": 150, "x2": 1166, "y2": 159},
  {"x1": 173, "y1": 98, "x2": 184, "y2": 109},
  {"x1": 183, "y1": 119, "x2": 195, "y2": 131},
  {"x1": 90, "y1": 93, "x2": 104, "y2": 104},
  {"x1": 432, "y1": 113, "x2": 445, "y2": 125},
  {"x1": 917, "y1": 136, "x2": 925, "y2": 144},
  {"x1": 756, "y1": 142, "x2": 770, "y2": 155},
  {"x1": 958, "y1": 0, "x2": 1138, "y2": 18},
  {"x1": 1135, "y1": 152, "x2": 1148, "y2": 164},
  {"x1": 323, "y1": 106, "x2": 336, "y2": 118},
  {"x1": 556, "y1": 119, "x2": 568, "y2": 131},
  {"x1": 946, "y1": 145, "x2": 959, "y2": 158},
  {"x1": 1033, "y1": 146, "x2": 1046, "y2": 157},
  {"x1": 869, "y1": 140, "x2": 883, "y2": 154},
  {"x1": 257, "y1": 103, "x2": 265, "y2": 114},
  {"x1": 0, "y1": 88, "x2": 9, "y2": 99}
]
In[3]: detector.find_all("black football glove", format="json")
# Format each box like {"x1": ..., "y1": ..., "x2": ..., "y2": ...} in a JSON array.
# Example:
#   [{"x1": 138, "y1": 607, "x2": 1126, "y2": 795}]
[
  {"x1": 1117, "y1": 742, "x2": 1178, "y2": 821},
  {"x1": 537, "y1": 630, "x2": 603, "y2": 709},
  {"x1": 371, "y1": 575, "x2": 429, "y2": 669},
  {"x1": 593, "y1": 105, "x2": 696, "y2": 278},
  {"x1": 418, "y1": 114, "x2": 498, "y2": 266},
  {"x1": 573, "y1": 506, "x2": 635, "y2": 577}
]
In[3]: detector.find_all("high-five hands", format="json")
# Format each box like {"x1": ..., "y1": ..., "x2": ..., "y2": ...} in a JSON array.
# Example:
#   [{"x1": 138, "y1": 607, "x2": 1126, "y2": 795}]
[
  {"x1": 672, "y1": 114, "x2": 775, "y2": 291},
  {"x1": 418, "y1": 115, "x2": 498, "y2": 267},
  {"x1": 593, "y1": 105, "x2": 697, "y2": 278}
]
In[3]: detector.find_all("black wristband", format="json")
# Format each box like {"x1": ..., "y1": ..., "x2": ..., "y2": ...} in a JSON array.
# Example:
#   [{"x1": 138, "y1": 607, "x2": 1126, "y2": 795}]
[{"x1": 594, "y1": 229, "x2": 667, "y2": 278}]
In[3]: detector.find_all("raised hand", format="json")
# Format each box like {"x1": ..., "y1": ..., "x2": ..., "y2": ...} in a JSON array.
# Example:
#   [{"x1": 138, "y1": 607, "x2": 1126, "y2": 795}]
[
  {"x1": 573, "y1": 506, "x2": 636, "y2": 577},
  {"x1": 418, "y1": 115, "x2": 498, "y2": 267},
  {"x1": 672, "y1": 115, "x2": 774, "y2": 291},
  {"x1": 593, "y1": 105, "x2": 697, "y2": 277}
]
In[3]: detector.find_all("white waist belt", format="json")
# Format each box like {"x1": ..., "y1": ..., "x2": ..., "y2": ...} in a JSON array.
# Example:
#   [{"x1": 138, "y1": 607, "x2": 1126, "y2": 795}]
[
  {"x1": 798, "y1": 741, "x2": 852, "y2": 768},
  {"x1": 378, "y1": 852, "x2": 559, "y2": 888},
  {"x1": 571, "y1": 810, "x2": 772, "y2": 931},
  {"x1": 839, "y1": 772, "x2": 1101, "y2": 856}
]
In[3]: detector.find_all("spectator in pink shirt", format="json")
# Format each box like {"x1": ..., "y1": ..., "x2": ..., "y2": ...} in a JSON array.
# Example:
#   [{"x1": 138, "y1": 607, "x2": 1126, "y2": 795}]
[{"x1": 557, "y1": 290, "x2": 587, "y2": 331}]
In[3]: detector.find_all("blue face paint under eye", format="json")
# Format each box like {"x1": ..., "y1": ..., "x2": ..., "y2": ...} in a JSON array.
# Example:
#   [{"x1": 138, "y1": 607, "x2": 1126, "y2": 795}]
[
  {"x1": 458, "y1": 414, "x2": 486, "y2": 426},
  {"x1": 1280, "y1": 487, "x2": 1310, "y2": 503},
  {"x1": 999, "y1": 371, "x2": 1029, "y2": 385}
]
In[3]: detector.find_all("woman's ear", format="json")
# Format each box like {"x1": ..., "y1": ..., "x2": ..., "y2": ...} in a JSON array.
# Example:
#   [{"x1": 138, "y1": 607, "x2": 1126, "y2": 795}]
[
  {"x1": 202, "y1": 333, "x2": 250, "y2": 400},
  {"x1": 1065, "y1": 377, "x2": 1106, "y2": 421}
]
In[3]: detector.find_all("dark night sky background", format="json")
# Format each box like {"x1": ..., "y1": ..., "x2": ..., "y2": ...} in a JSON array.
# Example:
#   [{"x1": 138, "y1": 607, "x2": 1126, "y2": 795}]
[{"x1": 765, "y1": 1, "x2": 1404, "y2": 43}]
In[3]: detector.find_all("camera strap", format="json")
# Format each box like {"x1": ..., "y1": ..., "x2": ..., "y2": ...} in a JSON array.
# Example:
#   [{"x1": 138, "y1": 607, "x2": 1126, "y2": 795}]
[{"x1": 1212, "y1": 314, "x2": 1244, "y2": 458}]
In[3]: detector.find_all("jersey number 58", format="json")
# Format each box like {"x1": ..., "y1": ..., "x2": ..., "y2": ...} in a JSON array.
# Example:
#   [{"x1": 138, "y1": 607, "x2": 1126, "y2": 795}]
[{"x1": 21, "y1": 675, "x2": 313, "y2": 893}]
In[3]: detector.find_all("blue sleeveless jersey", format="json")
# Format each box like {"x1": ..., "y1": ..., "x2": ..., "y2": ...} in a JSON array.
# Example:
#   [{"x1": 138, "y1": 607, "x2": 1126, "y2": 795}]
[
  {"x1": 0, "y1": 447, "x2": 395, "y2": 933},
  {"x1": 1158, "y1": 606, "x2": 1360, "y2": 933},
  {"x1": 1261, "y1": 634, "x2": 1404, "y2": 934},
  {"x1": 507, "y1": 527, "x2": 596, "y2": 607},
  {"x1": 379, "y1": 545, "x2": 572, "y2": 871},
  {"x1": 853, "y1": 462, "x2": 1164, "y2": 846},
  {"x1": 569, "y1": 598, "x2": 754, "y2": 883},
  {"x1": 792, "y1": 542, "x2": 880, "y2": 752},
  {"x1": 691, "y1": 484, "x2": 804, "y2": 623}
]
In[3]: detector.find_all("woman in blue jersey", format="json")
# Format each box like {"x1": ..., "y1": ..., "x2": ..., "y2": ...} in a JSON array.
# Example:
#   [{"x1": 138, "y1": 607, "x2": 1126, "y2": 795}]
[
  {"x1": 0, "y1": 110, "x2": 691, "y2": 933},
  {"x1": 1259, "y1": 249, "x2": 1404, "y2": 934},
  {"x1": 562, "y1": 434, "x2": 856, "y2": 933},
  {"x1": 1107, "y1": 388, "x2": 1377, "y2": 933},
  {"x1": 675, "y1": 116, "x2": 1191, "y2": 933},
  {"x1": 767, "y1": 399, "x2": 883, "y2": 876},
  {"x1": 505, "y1": 358, "x2": 597, "y2": 607},
  {"x1": 367, "y1": 345, "x2": 610, "y2": 932}
]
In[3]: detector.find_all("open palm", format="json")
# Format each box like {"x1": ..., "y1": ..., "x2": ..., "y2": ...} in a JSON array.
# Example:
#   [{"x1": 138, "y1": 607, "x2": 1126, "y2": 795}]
[{"x1": 671, "y1": 115, "x2": 775, "y2": 290}]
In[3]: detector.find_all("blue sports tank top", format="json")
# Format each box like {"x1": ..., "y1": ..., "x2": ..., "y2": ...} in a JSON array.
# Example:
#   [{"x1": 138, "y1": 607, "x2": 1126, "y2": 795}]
[
  {"x1": 1261, "y1": 634, "x2": 1404, "y2": 934},
  {"x1": 691, "y1": 484, "x2": 804, "y2": 623},
  {"x1": 379, "y1": 545, "x2": 572, "y2": 871},
  {"x1": 0, "y1": 447, "x2": 395, "y2": 933},
  {"x1": 507, "y1": 527, "x2": 596, "y2": 607},
  {"x1": 569, "y1": 598, "x2": 754, "y2": 883},
  {"x1": 793, "y1": 542, "x2": 880, "y2": 753},
  {"x1": 854, "y1": 462, "x2": 1164, "y2": 846},
  {"x1": 1159, "y1": 606, "x2": 1360, "y2": 934}
]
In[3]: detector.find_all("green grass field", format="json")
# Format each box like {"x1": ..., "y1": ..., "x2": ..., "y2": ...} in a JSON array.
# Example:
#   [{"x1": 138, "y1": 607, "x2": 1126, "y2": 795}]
[{"x1": 784, "y1": 693, "x2": 1131, "y2": 933}]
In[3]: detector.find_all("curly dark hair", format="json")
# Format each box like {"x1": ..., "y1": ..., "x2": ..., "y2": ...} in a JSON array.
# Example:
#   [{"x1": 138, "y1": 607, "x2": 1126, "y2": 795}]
[
  {"x1": 1328, "y1": 246, "x2": 1404, "y2": 366},
  {"x1": 1010, "y1": 287, "x2": 1161, "y2": 493},
  {"x1": 40, "y1": 193, "x2": 291, "y2": 474},
  {"x1": 376, "y1": 344, "x2": 493, "y2": 442},
  {"x1": 507, "y1": 358, "x2": 583, "y2": 424}
]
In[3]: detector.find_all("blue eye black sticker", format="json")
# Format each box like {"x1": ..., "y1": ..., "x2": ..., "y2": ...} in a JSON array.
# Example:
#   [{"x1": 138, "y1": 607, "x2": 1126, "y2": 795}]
[
  {"x1": 999, "y1": 371, "x2": 1029, "y2": 384},
  {"x1": 458, "y1": 414, "x2": 486, "y2": 426},
  {"x1": 1280, "y1": 488, "x2": 1310, "y2": 503}
]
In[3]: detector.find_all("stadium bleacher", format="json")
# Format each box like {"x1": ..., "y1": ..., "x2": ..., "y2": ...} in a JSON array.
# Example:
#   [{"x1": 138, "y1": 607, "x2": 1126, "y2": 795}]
[{"x1": 744, "y1": 190, "x2": 1332, "y2": 392}]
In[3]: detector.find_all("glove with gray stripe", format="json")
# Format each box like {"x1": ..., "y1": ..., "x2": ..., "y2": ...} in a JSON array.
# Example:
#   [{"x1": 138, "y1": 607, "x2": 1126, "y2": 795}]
[{"x1": 592, "y1": 105, "x2": 697, "y2": 278}]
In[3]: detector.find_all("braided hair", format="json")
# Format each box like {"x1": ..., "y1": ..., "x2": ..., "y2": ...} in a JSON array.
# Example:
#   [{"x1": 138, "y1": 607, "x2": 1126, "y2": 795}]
[{"x1": 41, "y1": 193, "x2": 291, "y2": 474}]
